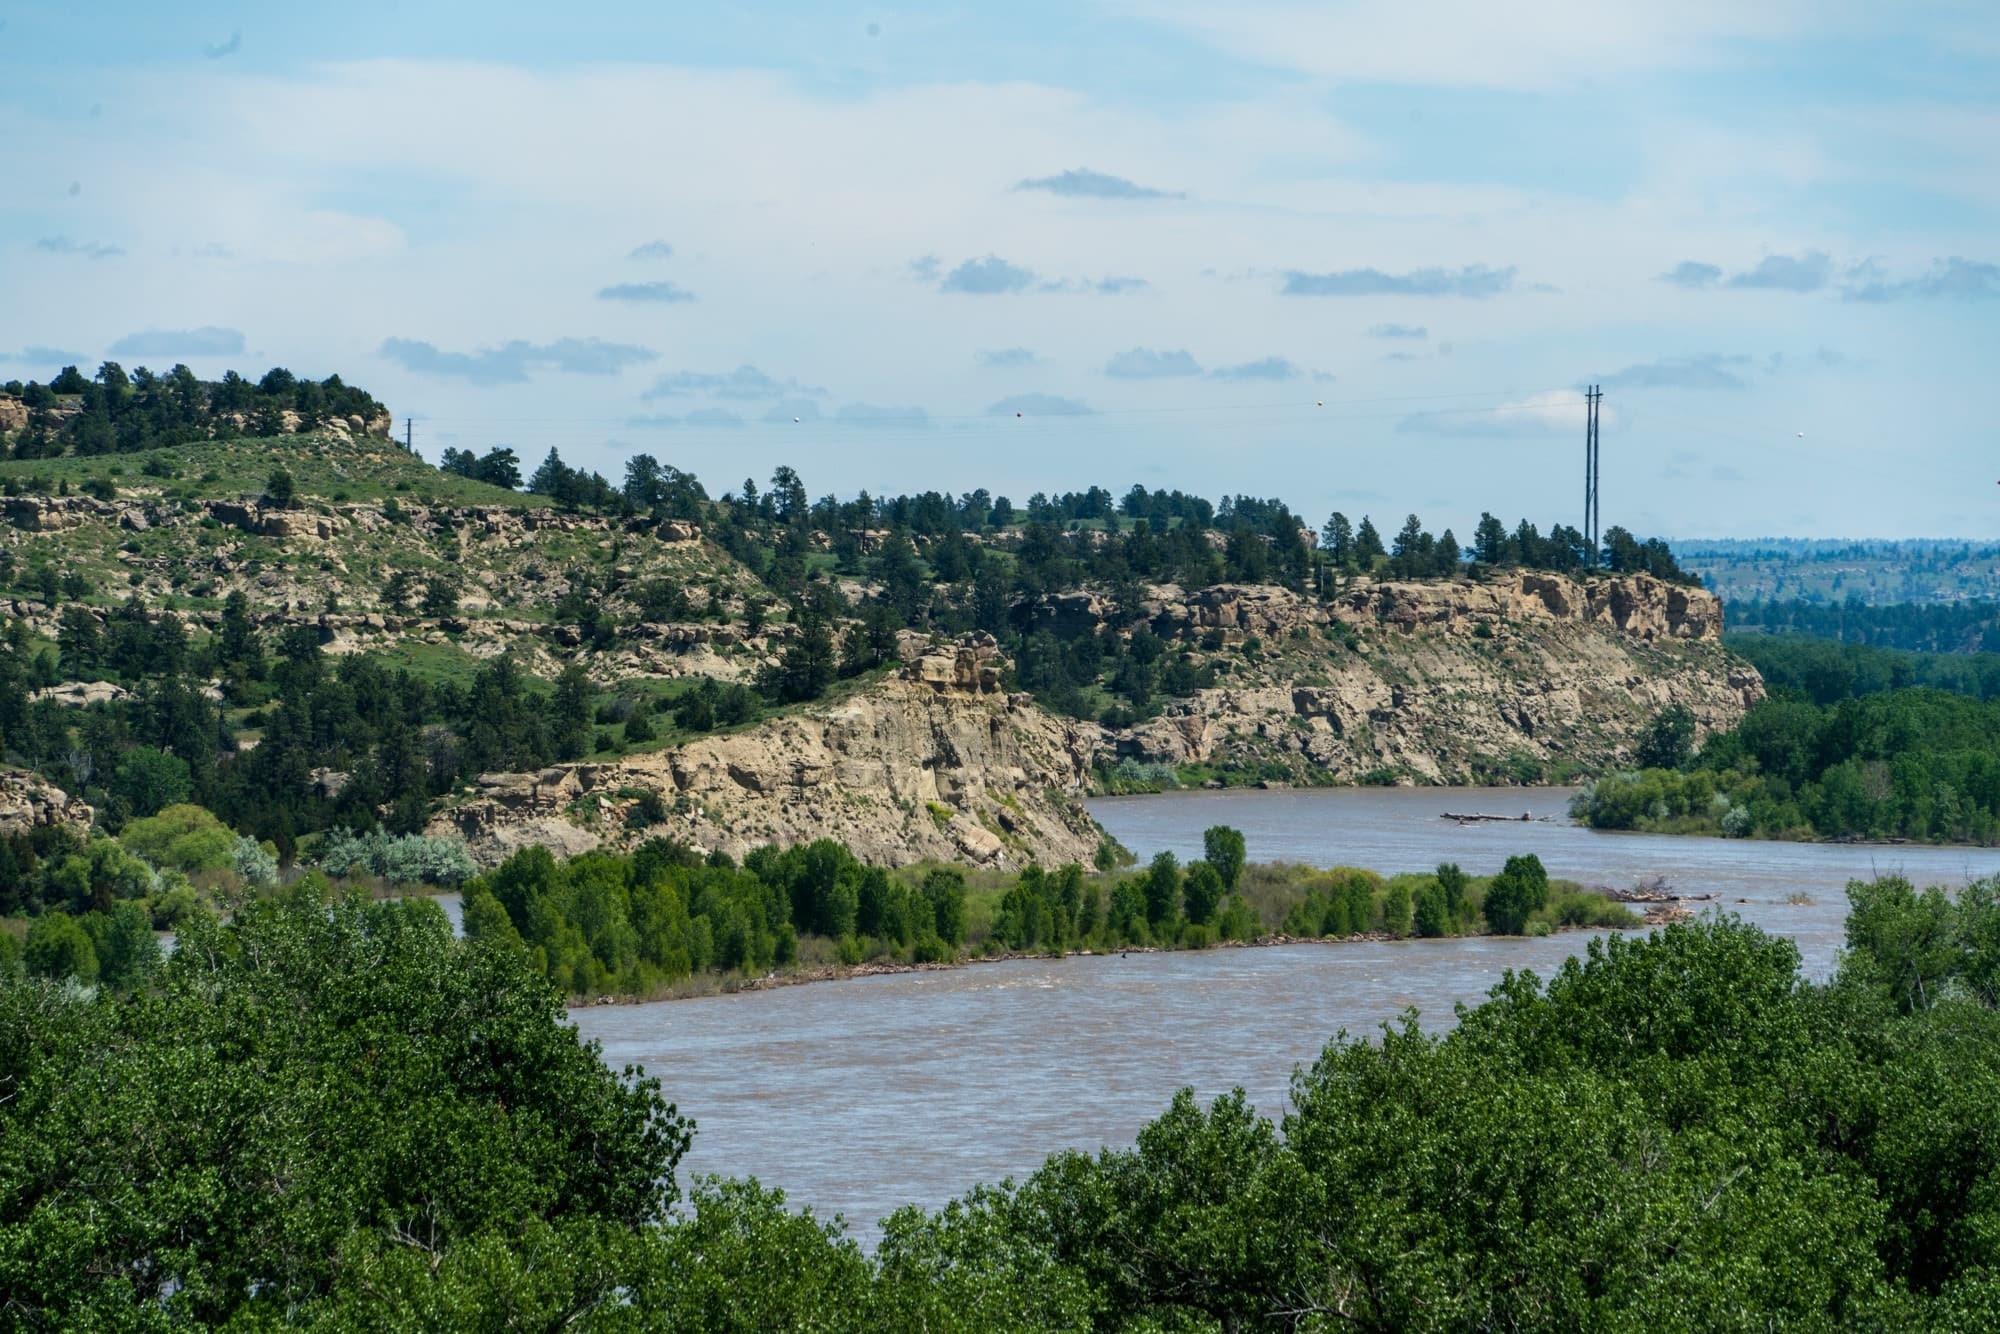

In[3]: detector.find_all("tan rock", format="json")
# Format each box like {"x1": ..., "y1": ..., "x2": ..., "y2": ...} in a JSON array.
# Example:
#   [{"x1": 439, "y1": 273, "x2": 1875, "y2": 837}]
[
  {"x1": 445, "y1": 646, "x2": 1101, "y2": 869},
  {"x1": 0, "y1": 769, "x2": 93, "y2": 839}
]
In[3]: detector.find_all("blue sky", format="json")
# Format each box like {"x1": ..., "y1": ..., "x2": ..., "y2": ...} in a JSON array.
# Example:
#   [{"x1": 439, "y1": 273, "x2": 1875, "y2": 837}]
[{"x1": 3, "y1": 2, "x2": 1996, "y2": 537}]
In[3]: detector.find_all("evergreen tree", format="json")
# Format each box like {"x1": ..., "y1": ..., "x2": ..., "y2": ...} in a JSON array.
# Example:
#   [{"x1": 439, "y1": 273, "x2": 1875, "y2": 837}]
[{"x1": 1355, "y1": 515, "x2": 1386, "y2": 563}]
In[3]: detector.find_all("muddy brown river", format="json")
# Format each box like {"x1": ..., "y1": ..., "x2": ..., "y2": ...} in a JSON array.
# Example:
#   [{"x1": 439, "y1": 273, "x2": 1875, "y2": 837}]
[{"x1": 572, "y1": 786, "x2": 2000, "y2": 1239}]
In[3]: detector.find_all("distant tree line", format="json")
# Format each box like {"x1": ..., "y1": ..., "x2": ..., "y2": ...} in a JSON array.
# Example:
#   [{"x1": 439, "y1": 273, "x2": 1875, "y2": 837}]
[
  {"x1": 1, "y1": 363, "x2": 385, "y2": 459},
  {"x1": 1729, "y1": 633, "x2": 2000, "y2": 705},
  {"x1": 1732, "y1": 597, "x2": 2000, "y2": 652}
]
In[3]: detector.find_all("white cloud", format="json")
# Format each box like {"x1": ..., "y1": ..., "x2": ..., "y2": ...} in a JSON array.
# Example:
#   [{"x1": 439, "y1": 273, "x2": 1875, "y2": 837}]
[
  {"x1": 643, "y1": 366, "x2": 826, "y2": 400},
  {"x1": 598, "y1": 280, "x2": 697, "y2": 303},
  {"x1": 381, "y1": 337, "x2": 656, "y2": 384},
  {"x1": 110, "y1": 326, "x2": 247, "y2": 357},
  {"x1": 1105, "y1": 347, "x2": 1201, "y2": 378},
  {"x1": 987, "y1": 393, "x2": 1091, "y2": 415},
  {"x1": 1396, "y1": 390, "x2": 1611, "y2": 437}
]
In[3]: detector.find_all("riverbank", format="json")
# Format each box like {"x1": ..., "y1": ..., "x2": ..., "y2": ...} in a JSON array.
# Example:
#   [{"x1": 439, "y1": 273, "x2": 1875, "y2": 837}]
[{"x1": 563, "y1": 900, "x2": 1679, "y2": 1008}]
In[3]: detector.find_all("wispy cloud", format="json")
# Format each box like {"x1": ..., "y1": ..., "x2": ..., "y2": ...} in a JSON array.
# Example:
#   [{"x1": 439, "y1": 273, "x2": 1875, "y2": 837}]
[
  {"x1": 1397, "y1": 389, "x2": 1599, "y2": 437},
  {"x1": 1598, "y1": 354, "x2": 1753, "y2": 391},
  {"x1": 1106, "y1": 347, "x2": 1202, "y2": 379},
  {"x1": 628, "y1": 240, "x2": 674, "y2": 260},
  {"x1": 1209, "y1": 356, "x2": 1301, "y2": 381},
  {"x1": 925, "y1": 256, "x2": 1142, "y2": 296},
  {"x1": 1662, "y1": 252, "x2": 1995, "y2": 301},
  {"x1": 0, "y1": 346, "x2": 87, "y2": 367},
  {"x1": 642, "y1": 365, "x2": 826, "y2": 400},
  {"x1": 1658, "y1": 261, "x2": 1722, "y2": 289},
  {"x1": 1014, "y1": 167, "x2": 1183, "y2": 200},
  {"x1": 979, "y1": 347, "x2": 1037, "y2": 369},
  {"x1": 1281, "y1": 264, "x2": 1515, "y2": 298},
  {"x1": 597, "y1": 280, "x2": 696, "y2": 303},
  {"x1": 1727, "y1": 252, "x2": 1833, "y2": 292},
  {"x1": 626, "y1": 408, "x2": 747, "y2": 430},
  {"x1": 763, "y1": 399, "x2": 821, "y2": 423},
  {"x1": 835, "y1": 402, "x2": 931, "y2": 428},
  {"x1": 987, "y1": 393, "x2": 1091, "y2": 416},
  {"x1": 35, "y1": 236, "x2": 124, "y2": 260},
  {"x1": 1367, "y1": 323, "x2": 1429, "y2": 339},
  {"x1": 940, "y1": 255, "x2": 1037, "y2": 294},
  {"x1": 1844, "y1": 256, "x2": 2000, "y2": 302},
  {"x1": 380, "y1": 336, "x2": 656, "y2": 384},
  {"x1": 109, "y1": 326, "x2": 246, "y2": 358},
  {"x1": 203, "y1": 29, "x2": 241, "y2": 59}
]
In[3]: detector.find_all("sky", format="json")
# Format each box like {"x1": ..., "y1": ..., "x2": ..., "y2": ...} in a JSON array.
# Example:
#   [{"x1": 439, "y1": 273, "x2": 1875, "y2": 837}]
[{"x1": 2, "y1": 2, "x2": 1996, "y2": 539}]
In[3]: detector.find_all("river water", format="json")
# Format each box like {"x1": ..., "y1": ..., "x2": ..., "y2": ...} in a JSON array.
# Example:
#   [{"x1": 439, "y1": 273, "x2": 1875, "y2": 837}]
[{"x1": 573, "y1": 787, "x2": 2000, "y2": 1239}]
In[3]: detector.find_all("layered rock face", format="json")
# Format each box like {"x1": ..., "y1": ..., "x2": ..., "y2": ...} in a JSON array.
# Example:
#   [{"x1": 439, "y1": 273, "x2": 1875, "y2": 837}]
[
  {"x1": 1110, "y1": 572, "x2": 1759, "y2": 784},
  {"x1": 432, "y1": 639, "x2": 1104, "y2": 868},
  {"x1": 435, "y1": 573, "x2": 1757, "y2": 868},
  {"x1": 0, "y1": 770, "x2": 94, "y2": 840}
]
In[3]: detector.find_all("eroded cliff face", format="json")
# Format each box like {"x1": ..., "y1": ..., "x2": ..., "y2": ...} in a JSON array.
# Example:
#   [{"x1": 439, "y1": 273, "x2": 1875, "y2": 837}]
[
  {"x1": 436, "y1": 572, "x2": 1760, "y2": 867},
  {"x1": 1111, "y1": 572, "x2": 1760, "y2": 784},
  {"x1": 0, "y1": 769, "x2": 94, "y2": 839},
  {"x1": 432, "y1": 640, "x2": 1104, "y2": 868}
]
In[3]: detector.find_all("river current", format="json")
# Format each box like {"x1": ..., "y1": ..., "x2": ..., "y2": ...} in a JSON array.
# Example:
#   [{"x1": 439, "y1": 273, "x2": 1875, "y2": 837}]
[{"x1": 572, "y1": 786, "x2": 2000, "y2": 1239}]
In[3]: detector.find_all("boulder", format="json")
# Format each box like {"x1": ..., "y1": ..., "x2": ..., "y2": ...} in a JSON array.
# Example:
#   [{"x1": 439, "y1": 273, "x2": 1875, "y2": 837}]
[{"x1": 0, "y1": 770, "x2": 92, "y2": 839}]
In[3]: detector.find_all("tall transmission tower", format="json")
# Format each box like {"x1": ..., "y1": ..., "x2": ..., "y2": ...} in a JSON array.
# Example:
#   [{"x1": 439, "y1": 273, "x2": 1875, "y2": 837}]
[{"x1": 1583, "y1": 384, "x2": 1601, "y2": 563}]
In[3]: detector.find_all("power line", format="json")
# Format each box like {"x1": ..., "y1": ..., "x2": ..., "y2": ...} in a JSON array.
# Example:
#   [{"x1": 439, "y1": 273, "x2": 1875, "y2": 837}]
[{"x1": 410, "y1": 385, "x2": 1546, "y2": 429}]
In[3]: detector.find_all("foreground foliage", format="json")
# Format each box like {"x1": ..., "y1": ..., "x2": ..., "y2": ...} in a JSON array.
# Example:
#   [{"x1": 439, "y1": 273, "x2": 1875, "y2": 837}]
[{"x1": 11, "y1": 878, "x2": 2000, "y2": 1328}]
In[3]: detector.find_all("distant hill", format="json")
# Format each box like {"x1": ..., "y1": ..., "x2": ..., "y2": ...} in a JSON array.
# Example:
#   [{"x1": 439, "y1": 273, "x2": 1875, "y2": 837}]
[
  {"x1": 0, "y1": 363, "x2": 390, "y2": 459},
  {"x1": 1678, "y1": 537, "x2": 2000, "y2": 605}
]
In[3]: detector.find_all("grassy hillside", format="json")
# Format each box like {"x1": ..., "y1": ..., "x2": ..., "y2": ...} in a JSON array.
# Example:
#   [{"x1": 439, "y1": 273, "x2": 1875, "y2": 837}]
[
  {"x1": 0, "y1": 434, "x2": 766, "y2": 660},
  {"x1": 0, "y1": 434, "x2": 523, "y2": 508}
]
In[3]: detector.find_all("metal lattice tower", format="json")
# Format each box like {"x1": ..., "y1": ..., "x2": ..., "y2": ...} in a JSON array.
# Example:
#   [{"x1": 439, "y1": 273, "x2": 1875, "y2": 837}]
[{"x1": 1583, "y1": 384, "x2": 1601, "y2": 561}]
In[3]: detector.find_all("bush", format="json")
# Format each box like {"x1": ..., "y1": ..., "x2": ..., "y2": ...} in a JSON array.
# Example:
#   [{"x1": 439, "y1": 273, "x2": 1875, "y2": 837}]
[
  {"x1": 317, "y1": 829, "x2": 477, "y2": 887},
  {"x1": 120, "y1": 805, "x2": 239, "y2": 874},
  {"x1": 232, "y1": 836, "x2": 279, "y2": 888},
  {"x1": 24, "y1": 911, "x2": 97, "y2": 983}
]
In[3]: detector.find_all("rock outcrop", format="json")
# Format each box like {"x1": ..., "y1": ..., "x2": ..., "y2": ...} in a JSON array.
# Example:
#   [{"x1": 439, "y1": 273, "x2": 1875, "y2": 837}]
[
  {"x1": 0, "y1": 770, "x2": 93, "y2": 839},
  {"x1": 432, "y1": 636, "x2": 1102, "y2": 868},
  {"x1": 434, "y1": 573, "x2": 1759, "y2": 866},
  {"x1": 1107, "y1": 573, "x2": 1758, "y2": 784}
]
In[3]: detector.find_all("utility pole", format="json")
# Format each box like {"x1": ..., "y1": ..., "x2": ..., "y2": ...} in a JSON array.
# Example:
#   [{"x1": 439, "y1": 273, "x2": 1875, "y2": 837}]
[
  {"x1": 1583, "y1": 384, "x2": 1601, "y2": 565},
  {"x1": 404, "y1": 417, "x2": 413, "y2": 453}
]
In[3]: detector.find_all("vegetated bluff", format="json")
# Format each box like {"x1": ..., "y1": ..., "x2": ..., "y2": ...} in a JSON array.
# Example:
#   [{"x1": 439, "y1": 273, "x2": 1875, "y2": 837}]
[{"x1": 0, "y1": 396, "x2": 1758, "y2": 869}]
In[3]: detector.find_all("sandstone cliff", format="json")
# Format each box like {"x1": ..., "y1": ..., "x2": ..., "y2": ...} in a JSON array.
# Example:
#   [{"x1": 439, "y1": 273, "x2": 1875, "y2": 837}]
[
  {"x1": 0, "y1": 769, "x2": 94, "y2": 840},
  {"x1": 431, "y1": 639, "x2": 1104, "y2": 868},
  {"x1": 1106, "y1": 572, "x2": 1759, "y2": 784},
  {"x1": 433, "y1": 573, "x2": 1757, "y2": 867}
]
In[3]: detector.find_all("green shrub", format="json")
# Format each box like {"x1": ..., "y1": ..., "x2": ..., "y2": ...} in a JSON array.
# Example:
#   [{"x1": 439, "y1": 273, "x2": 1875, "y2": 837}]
[
  {"x1": 24, "y1": 911, "x2": 97, "y2": 983},
  {"x1": 317, "y1": 829, "x2": 476, "y2": 887}
]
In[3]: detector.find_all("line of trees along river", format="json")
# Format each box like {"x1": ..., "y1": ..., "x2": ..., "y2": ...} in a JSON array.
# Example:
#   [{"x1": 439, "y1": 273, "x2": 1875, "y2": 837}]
[{"x1": 8, "y1": 875, "x2": 2000, "y2": 1327}]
